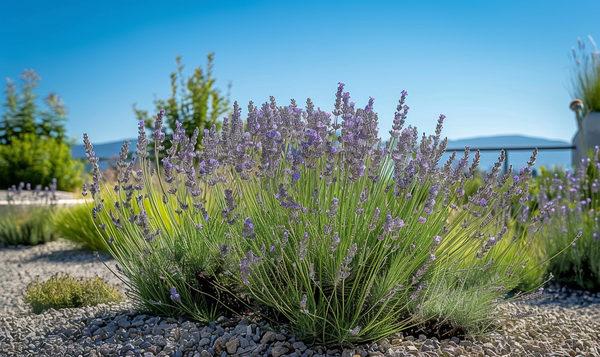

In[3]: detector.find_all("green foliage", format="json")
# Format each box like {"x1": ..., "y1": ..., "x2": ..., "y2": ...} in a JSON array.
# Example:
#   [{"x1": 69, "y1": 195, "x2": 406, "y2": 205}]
[
  {"x1": 23, "y1": 273, "x2": 124, "y2": 314},
  {"x1": 88, "y1": 170, "x2": 233, "y2": 322},
  {"x1": 52, "y1": 203, "x2": 108, "y2": 252},
  {"x1": 87, "y1": 86, "x2": 547, "y2": 346},
  {"x1": 534, "y1": 149, "x2": 600, "y2": 291},
  {"x1": 0, "y1": 205, "x2": 57, "y2": 247},
  {"x1": 0, "y1": 69, "x2": 85, "y2": 191},
  {"x1": 133, "y1": 53, "x2": 231, "y2": 155},
  {"x1": 570, "y1": 36, "x2": 600, "y2": 114},
  {"x1": 0, "y1": 134, "x2": 85, "y2": 191}
]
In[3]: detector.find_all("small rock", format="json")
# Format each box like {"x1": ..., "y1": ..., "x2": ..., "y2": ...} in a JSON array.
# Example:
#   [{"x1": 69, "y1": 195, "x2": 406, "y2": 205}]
[
  {"x1": 213, "y1": 337, "x2": 227, "y2": 355},
  {"x1": 239, "y1": 337, "x2": 250, "y2": 349},
  {"x1": 261, "y1": 331, "x2": 277, "y2": 344},
  {"x1": 484, "y1": 348, "x2": 497, "y2": 356},
  {"x1": 293, "y1": 341, "x2": 307, "y2": 352},
  {"x1": 272, "y1": 345, "x2": 290, "y2": 357},
  {"x1": 420, "y1": 344, "x2": 434, "y2": 352},
  {"x1": 226, "y1": 337, "x2": 240, "y2": 354}
]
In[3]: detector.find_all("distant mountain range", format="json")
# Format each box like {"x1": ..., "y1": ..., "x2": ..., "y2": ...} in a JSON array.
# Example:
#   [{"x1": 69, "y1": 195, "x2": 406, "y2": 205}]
[{"x1": 72, "y1": 135, "x2": 574, "y2": 172}]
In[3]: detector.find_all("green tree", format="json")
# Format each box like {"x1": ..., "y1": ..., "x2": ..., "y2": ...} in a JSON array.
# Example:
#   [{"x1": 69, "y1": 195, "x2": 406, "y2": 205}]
[
  {"x1": 0, "y1": 69, "x2": 84, "y2": 191},
  {"x1": 133, "y1": 53, "x2": 231, "y2": 155},
  {"x1": 1, "y1": 69, "x2": 70, "y2": 145}
]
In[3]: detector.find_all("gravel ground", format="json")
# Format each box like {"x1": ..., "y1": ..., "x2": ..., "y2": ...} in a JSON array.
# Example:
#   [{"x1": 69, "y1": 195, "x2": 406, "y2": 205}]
[{"x1": 0, "y1": 239, "x2": 599, "y2": 356}]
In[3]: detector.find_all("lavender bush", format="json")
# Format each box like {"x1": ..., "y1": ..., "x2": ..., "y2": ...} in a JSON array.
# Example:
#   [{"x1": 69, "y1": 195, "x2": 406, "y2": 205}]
[
  {"x1": 0, "y1": 181, "x2": 59, "y2": 246},
  {"x1": 83, "y1": 126, "x2": 236, "y2": 322},
  {"x1": 536, "y1": 147, "x2": 600, "y2": 290},
  {"x1": 84, "y1": 84, "x2": 548, "y2": 346}
]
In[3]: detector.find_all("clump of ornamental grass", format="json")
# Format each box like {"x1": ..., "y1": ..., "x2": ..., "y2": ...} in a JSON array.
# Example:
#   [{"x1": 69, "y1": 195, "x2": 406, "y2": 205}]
[
  {"x1": 0, "y1": 181, "x2": 59, "y2": 247},
  {"x1": 83, "y1": 84, "x2": 551, "y2": 347},
  {"x1": 536, "y1": 147, "x2": 600, "y2": 291},
  {"x1": 570, "y1": 36, "x2": 600, "y2": 114},
  {"x1": 23, "y1": 273, "x2": 124, "y2": 314},
  {"x1": 52, "y1": 200, "x2": 108, "y2": 252}
]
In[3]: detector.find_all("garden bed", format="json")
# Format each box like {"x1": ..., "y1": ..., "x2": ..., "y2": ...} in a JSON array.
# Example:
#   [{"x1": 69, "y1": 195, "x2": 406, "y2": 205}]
[{"x1": 0, "y1": 240, "x2": 599, "y2": 356}]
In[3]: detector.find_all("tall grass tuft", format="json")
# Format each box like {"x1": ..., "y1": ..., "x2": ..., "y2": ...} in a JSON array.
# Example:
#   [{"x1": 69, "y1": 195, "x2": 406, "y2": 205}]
[
  {"x1": 52, "y1": 201, "x2": 108, "y2": 251},
  {"x1": 570, "y1": 36, "x2": 600, "y2": 114}
]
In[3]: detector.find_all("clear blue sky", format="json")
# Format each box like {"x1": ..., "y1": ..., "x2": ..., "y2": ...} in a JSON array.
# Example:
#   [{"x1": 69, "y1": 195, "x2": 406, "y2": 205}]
[{"x1": 1, "y1": 0, "x2": 599, "y2": 145}]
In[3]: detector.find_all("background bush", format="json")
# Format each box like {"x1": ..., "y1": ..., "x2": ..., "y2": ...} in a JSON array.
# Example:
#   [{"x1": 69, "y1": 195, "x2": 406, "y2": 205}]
[
  {"x1": 535, "y1": 148, "x2": 600, "y2": 291},
  {"x1": 0, "y1": 205, "x2": 57, "y2": 247},
  {"x1": 133, "y1": 53, "x2": 231, "y2": 156},
  {"x1": 0, "y1": 69, "x2": 85, "y2": 191},
  {"x1": 0, "y1": 134, "x2": 85, "y2": 191}
]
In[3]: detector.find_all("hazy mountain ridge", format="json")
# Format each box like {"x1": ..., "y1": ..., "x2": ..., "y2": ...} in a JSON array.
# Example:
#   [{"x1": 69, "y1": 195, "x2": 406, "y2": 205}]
[
  {"x1": 71, "y1": 135, "x2": 574, "y2": 171},
  {"x1": 71, "y1": 139, "x2": 137, "y2": 161}
]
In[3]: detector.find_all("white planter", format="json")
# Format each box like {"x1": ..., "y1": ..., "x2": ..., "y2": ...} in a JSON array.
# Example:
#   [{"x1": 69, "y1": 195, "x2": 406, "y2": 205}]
[{"x1": 572, "y1": 112, "x2": 600, "y2": 166}]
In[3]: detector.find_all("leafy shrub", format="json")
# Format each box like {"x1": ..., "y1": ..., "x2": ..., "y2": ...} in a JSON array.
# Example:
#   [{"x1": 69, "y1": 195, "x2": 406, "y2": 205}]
[
  {"x1": 133, "y1": 53, "x2": 231, "y2": 156},
  {"x1": 535, "y1": 147, "x2": 600, "y2": 290},
  {"x1": 0, "y1": 69, "x2": 85, "y2": 191},
  {"x1": 23, "y1": 273, "x2": 124, "y2": 314},
  {"x1": 84, "y1": 85, "x2": 546, "y2": 346},
  {"x1": 0, "y1": 134, "x2": 84, "y2": 191}
]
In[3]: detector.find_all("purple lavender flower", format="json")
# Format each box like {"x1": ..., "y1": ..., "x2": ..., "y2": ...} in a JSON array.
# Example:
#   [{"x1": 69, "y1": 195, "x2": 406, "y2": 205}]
[
  {"x1": 300, "y1": 294, "x2": 307, "y2": 309},
  {"x1": 292, "y1": 172, "x2": 300, "y2": 181},
  {"x1": 513, "y1": 175, "x2": 521, "y2": 184},
  {"x1": 348, "y1": 326, "x2": 361, "y2": 336},
  {"x1": 418, "y1": 216, "x2": 426, "y2": 224},
  {"x1": 170, "y1": 287, "x2": 180, "y2": 302},
  {"x1": 243, "y1": 217, "x2": 256, "y2": 239}
]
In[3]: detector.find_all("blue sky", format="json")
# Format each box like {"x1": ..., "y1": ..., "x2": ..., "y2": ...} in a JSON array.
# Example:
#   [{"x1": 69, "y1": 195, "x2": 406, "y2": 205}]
[{"x1": 1, "y1": 0, "x2": 599, "y2": 145}]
